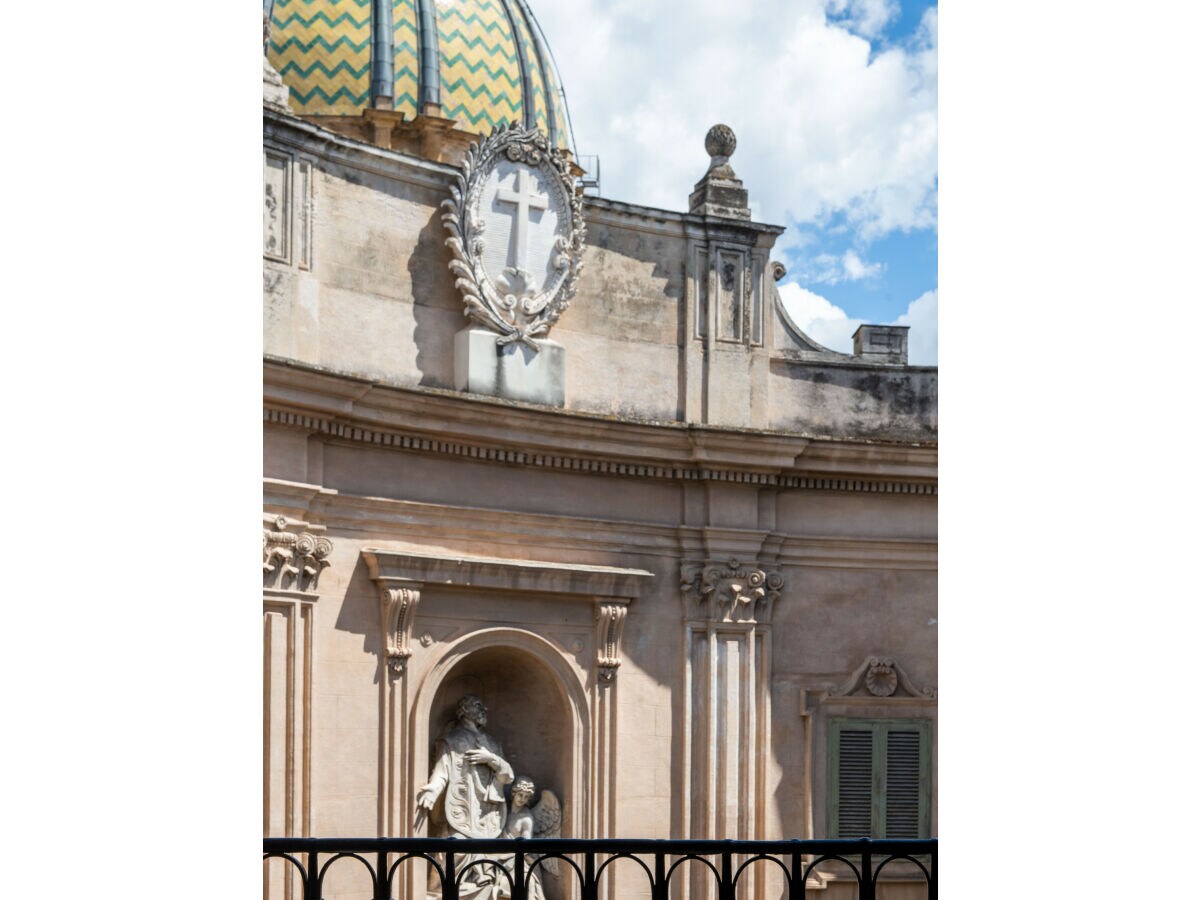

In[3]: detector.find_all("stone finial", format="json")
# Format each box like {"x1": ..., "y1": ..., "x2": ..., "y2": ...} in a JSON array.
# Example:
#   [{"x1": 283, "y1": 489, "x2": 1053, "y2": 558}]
[
  {"x1": 704, "y1": 124, "x2": 738, "y2": 176},
  {"x1": 689, "y1": 124, "x2": 750, "y2": 220}
]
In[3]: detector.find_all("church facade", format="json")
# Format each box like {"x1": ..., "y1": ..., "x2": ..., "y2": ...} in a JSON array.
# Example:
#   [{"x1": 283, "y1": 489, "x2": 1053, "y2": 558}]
[{"x1": 263, "y1": 3, "x2": 937, "y2": 898}]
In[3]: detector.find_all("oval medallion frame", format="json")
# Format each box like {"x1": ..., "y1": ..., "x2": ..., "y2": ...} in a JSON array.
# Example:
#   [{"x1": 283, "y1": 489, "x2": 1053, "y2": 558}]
[{"x1": 441, "y1": 125, "x2": 586, "y2": 350}]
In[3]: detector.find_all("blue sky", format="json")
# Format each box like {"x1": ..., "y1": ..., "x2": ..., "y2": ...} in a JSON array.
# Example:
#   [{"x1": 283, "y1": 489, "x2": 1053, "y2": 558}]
[
  {"x1": 535, "y1": 0, "x2": 938, "y2": 363},
  {"x1": 782, "y1": 1, "x2": 938, "y2": 331}
]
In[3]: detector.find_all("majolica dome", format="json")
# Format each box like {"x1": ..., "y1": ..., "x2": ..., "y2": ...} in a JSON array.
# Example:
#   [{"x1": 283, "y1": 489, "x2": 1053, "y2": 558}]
[{"x1": 267, "y1": 0, "x2": 571, "y2": 150}]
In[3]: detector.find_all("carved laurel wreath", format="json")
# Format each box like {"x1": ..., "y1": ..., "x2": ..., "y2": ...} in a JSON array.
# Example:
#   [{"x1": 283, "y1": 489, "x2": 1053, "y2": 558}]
[{"x1": 441, "y1": 124, "x2": 586, "y2": 351}]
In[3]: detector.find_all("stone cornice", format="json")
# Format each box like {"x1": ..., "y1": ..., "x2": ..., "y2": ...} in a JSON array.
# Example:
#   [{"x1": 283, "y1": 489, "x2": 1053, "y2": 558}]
[
  {"x1": 265, "y1": 479, "x2": 936, "y2": 569},
  {"x1": 265, "y1": 359, "x2": 937, "y2": 493},
  {"x1": 362, "y1": 548, "x2": 653, "y2": 599},
  {"x1": 584, "y1": 196, "x2": 786, "y2": 241},
  {"x1": 264, "y1": 109, "x2": 457, "y2": 193}
]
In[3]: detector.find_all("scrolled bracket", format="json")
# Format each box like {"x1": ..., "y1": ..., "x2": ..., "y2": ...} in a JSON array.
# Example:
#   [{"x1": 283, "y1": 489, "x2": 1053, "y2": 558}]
[
  {"x1": 379, "y1": 584, "x2": 422, "y2": 676},
  {"x1": 594, "y1": 598, "x2": 630, "y2": 683}
]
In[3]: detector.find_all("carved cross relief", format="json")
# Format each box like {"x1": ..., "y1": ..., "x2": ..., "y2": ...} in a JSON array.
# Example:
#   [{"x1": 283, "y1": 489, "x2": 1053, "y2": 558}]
[{"x1": 495, "y1": 166, "x2": 549, "y2": 276}]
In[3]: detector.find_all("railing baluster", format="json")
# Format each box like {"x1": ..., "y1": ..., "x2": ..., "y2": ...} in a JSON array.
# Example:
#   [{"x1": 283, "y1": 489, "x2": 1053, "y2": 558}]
[
  {"x1": 653, "y1": 846, "x2": 666, "y2": 900},
  {"x1": 444, "y1": 850, "x2": 457, "y2": 900},
  {"x1": 583, "y1": 848, "x2": 597, "y2": 900},
  {"x1": 859, "y1": 845, "x2": 873, "y2": 900},
  {"x1": 790, "y1": 850, "x2": 803, "y2": 900},
  {"x1": 375, "y1": 850, "x2": 388, "y2": 900},
  {"x1": 306, "y1": 851, "x2": 319, "y2": 900},
  {"x1": 720, "y1": 848, "x2": 734, "y2": 900},
  {"x1": 514, "y1": 846, "x2": 526, "y2": 900}
]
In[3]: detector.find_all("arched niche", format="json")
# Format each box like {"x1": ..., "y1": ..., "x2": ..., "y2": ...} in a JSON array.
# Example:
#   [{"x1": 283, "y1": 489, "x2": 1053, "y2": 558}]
[{"x1": 411, "y1": 628, "x2": 590, "y2": 846}]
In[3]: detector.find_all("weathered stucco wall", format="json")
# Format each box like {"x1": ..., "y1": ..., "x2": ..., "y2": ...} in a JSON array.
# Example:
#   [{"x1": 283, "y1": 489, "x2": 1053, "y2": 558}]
[{"x1": 265, "y1": 112, "x2": 937, "y2": 441}]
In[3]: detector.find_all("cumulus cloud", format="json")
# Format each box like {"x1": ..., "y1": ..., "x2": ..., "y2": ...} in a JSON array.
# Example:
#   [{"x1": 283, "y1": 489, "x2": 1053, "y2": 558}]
[
  {"x1": 893, "y1": 288, "x2": 938, "y2": 365},
  {"x1": 805, "y1": 249, "x2": 885, "y2": 284},
  {"x1": 534, "y1": 1, "x2": 937, "y2": 241},
  {"x1": 777, "y1": 282, "x2": 937, "y2": 365},
  {"x1": 824, "y1": 0, "x2": 900, "y2": 40},
  {"x1": 777, "y1": 282, "x2": 867, "y2": 351}
]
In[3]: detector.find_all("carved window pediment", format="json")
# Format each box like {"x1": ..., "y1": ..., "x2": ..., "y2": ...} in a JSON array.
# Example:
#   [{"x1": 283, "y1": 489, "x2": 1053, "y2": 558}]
[{"x1": 831, "y1": 656, "x2": 936, "y2": 700}]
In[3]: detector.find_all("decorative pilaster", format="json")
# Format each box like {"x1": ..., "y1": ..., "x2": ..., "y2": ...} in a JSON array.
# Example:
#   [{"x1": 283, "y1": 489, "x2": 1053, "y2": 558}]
[
  {"x1": 591, "y1": 597, "x2": 630, "y2": 861},
  {"x1": 680, "y1": 557, "x2": 783, "y2": 900},
  {"x1": 263, "y1": 510, "x2": 328, "y2": 891},
  {"x1": 380, "y1": 584, "x2": 422, "y2": 676},
  {"x1": 594, "y1": 599, "x2": 630, "y2": 683}
]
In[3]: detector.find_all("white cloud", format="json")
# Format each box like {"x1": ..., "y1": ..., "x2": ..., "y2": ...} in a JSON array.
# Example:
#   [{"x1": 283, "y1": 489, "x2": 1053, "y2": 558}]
[
  {"x1": 824, "y1": 0, "x2": 900, "y2": 39},
  {"x1": 893, "y1": 288, "x2": 938, "y2": 365},
  {"x1": 777, "y1": 282, "x2": 937, "y2": 365},
  {"x1": 777, "y1": 282, "x2": 867, "y2": 351},
  {"x1": 534, "y1": 1, "x2": 937, "y2": 241},
  {"x1": 801, "y1": 249, "x2": 885, "y2": 285}
]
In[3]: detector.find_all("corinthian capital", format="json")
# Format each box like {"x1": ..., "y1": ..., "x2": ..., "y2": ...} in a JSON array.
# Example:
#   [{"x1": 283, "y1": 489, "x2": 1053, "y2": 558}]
[{"x1": 681, "y1": 558, "x2": 783, "y2": 624}]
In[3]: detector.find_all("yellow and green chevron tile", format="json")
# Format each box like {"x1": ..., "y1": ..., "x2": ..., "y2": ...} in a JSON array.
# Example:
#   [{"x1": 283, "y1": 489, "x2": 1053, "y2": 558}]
[
  {"x1": 269, "y1": 0, "x2": 371, "y2": 115},
  {"x1": 392, "y1": 0, "x2": 420, "y2": 119},
  {"x1": 508, "y1": 4, "x2": 548, "y2": 136},
  {"x1": 436, "y1": 0, "x2": 523, "y2": 134}
]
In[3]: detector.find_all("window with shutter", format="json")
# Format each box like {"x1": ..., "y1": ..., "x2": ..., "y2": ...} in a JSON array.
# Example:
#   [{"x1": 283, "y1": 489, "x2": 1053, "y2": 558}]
[{"x1": 828, "y1": 718, "x2": 931, "y2": 839}]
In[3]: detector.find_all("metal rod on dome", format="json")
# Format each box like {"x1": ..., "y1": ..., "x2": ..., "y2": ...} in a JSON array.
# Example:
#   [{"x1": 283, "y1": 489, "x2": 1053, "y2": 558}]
[
  {"x1": 522, "y1": 0, "x2": 580, "y2": 159},
  {"x1": 511, "y1": 0, "x2": 558, "y2": 147},
  {"x1": 416, "y1": 0, "x2": 441, "y2": 110},
  {"x1": 498, "y1": 0, "x2": 536, "y2": 130},
  {"x1": 370, "y1": 0, "x2": 395, "y2": 107}
]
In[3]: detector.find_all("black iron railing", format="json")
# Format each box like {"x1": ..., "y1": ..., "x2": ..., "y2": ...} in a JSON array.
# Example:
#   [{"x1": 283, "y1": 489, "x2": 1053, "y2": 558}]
[{"x1": 264, "y1": 836, "x2": 936, "y2": 899}]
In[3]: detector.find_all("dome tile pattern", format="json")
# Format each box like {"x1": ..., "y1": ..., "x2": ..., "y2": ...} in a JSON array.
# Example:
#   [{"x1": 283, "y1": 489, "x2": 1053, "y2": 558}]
[
  {"x1": 267, "y1": 0, "x2": 571, "y2": 150},
  {"x1": 269, "y1": 0, "x2": 371, "y2": 114},
  {"x1": 436, "y1": 0, "x2": 522, "y2": 131},
  {"x1": 392, "y1": 0, "x2": 421, "y2": 117}
]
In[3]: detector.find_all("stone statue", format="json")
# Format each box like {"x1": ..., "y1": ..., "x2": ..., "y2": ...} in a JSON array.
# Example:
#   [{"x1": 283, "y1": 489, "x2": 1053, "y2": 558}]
[
  {"x1": 417, "y1": 694, "x2": 514, "y2": 839},
  {"x1": 418, "y1": 698, "x2": 564, "y2": 900}
]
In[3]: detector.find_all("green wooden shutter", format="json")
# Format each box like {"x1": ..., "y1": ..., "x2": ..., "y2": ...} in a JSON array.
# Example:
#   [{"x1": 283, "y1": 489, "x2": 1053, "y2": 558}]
[
  {"x1": 884, "y1": 729, "x2": 921, "y2": 838},
  {"x1": 829, "y1": 718, "x2": 931, "y2": 839},
  {"x1": 836, "y1": 728, "x2": 874, "y2": 837}
]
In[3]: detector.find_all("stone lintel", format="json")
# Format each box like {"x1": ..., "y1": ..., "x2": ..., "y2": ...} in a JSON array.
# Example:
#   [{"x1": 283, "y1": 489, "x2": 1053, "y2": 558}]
[{"x1": 361, "y1": 548, "x2": 653, "y2": 600}]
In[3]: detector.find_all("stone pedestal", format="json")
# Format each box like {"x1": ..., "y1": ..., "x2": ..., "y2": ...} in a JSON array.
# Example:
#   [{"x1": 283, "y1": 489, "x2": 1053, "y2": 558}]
[{"x1": 454, "y1": 327, "x2": 566, "y2": 407}]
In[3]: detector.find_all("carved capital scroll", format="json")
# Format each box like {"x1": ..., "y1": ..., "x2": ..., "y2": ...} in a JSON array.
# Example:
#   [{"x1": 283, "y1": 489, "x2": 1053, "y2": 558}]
[
  {"x1": 379, "y1": 584, "x2": 422, "y2": 676},
  {"x1": 680, "y1": 558, "x2": 784, "y2": 624},
  {"x1": 263, "y1": 514, "x2": 332, "y2": 593},
  {"x1": 594, "y1": 598, "x2": 630, "y2": 683}
]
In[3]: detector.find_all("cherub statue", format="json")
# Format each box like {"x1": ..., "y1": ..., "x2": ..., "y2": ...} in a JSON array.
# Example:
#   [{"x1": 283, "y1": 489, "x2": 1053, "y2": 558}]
[{"x1": 480, "y1": 775, "x2": 560, "y2": 900}]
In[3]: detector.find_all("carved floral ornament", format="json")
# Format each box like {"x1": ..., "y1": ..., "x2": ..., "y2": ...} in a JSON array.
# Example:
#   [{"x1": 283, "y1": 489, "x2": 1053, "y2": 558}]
[
  {"x1": 832, "y1": 656, "x2": 936, "y2": 699},
  {"x1": 442, "y1": 124, "x2": 585, "y2": 350},
  {"x1": 263, "y1": 515, "x2": 332, "y2": 593},
  {"x1": 680, "y1": 558, "x2": 784, "y2": 624}
]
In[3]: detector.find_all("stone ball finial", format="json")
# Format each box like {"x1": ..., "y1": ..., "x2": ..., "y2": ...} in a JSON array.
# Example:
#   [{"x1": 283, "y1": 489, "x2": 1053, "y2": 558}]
[{"x1": 705, "y1": 124, "x2": 737, "y2": 159}]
